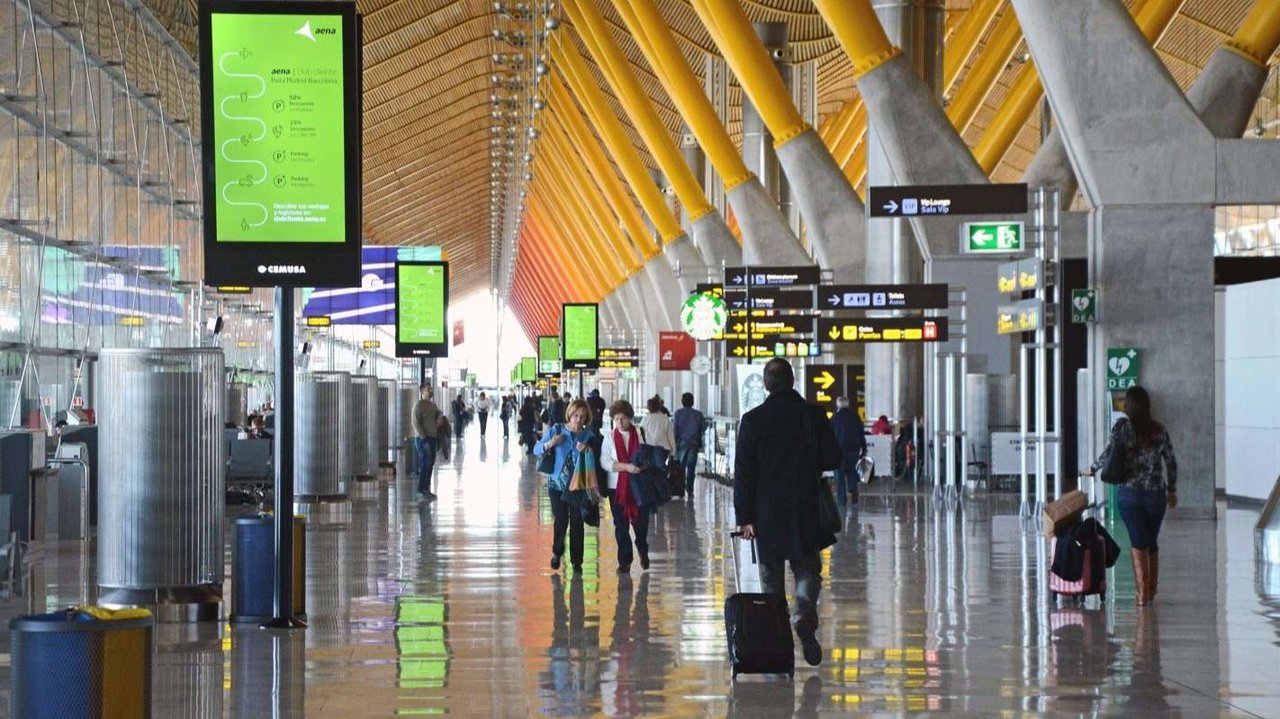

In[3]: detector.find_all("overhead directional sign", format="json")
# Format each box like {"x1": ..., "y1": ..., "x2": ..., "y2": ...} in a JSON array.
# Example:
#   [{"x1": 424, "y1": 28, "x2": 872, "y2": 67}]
[
  {"x1": 726, "y1": 339, "x2": 819, "y2": 359},
  {"x1": 818, "y1": 283, "x2": 949, "y2": 311},
  {"x1": 724, "y1": 265, "x2": 821, "y2": 288},
  {"x1": 965, "y1": 221, "x2": 1025, "y2": 254},
  {"x1": 599, "y1": 347, "x2": 639, "y2": 369},
  {"x1": 997, "y1": 258, "x2": 1042, "y2": 294},
  {"x1": 694, "y1": 283, "x2": 724, "y2": 297},
  {"x1": 725, "y1": 318, "x2": 812, "y2": 337},
  {"x1": 805, "y1": 364, "x2": 844, "y2": 415},
  {"x1": 818, "y1": 317, "x2": 949, "y2": 343},
  {"x1": 996, "y1": 299, "x2": 1044, "y2": 335},
  {"x1": 868, "y1": 183, "x2": 1028, "y2": 218},
  {"x1": 724, "y1": 287, "x2": 813, "y2": 311}
]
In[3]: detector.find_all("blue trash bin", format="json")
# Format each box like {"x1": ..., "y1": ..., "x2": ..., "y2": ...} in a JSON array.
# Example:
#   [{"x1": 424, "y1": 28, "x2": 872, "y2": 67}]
[
  {"x1": 10, "y1": 608, "x2": 153, "y2": 718},
  {"x1": 232, "y1": 515, "x2": 306, "y2": 623}
]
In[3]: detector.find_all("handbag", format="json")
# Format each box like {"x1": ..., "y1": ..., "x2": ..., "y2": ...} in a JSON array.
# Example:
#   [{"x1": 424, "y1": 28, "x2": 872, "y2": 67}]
[
  {"x1": 536, "y1": 424, "x2": 561, "y2": 476},
  {"x1": 1099, "y1": 423, "x2": 1128, "y2": 485},
  {"x1": 563, "y1": 446, "x2": 602, "y2": 508},
  {"x1": 802, "y1": 406, "x2": 843, "y2": 535}
]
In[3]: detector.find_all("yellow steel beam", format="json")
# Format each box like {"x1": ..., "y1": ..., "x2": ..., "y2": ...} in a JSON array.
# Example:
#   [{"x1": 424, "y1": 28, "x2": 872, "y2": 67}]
[
  {"x1": 973, "y1": 0, "x2": 1184, "y2": 173},
  {"x1": 545, "y1": 75, "x2": 658, "y2": 261},
  {"x1": 943, "y1": 6, "x2": 1023, "y2": 134},
  {"x1": 551, "y1": 31, "x2": 685, "y2": 245},
  {"x1": 1226, "y1": 0, "x2": 1280, "y2": 67},
  {"x1": 943, "y1": 0, "x2": 1005, "y2": 95},
  {"x1": 687, "y1": 0, "x2": 811, "y2": 148},
  {"x1": 527, "y1": 190, "x2": 616, "y2": 292},
  {"x1": 810, "y1": 0, "x2": 902, "y2": 78},
  {"x1": 563, "y1": 0, "x2": 717, "y2": 223},
  {"x1": 542, "y1": 115, "x2": 645, "y2": 272},
  {"x1": 608, "y1": 0, "x2": 755, "y2": 192}
]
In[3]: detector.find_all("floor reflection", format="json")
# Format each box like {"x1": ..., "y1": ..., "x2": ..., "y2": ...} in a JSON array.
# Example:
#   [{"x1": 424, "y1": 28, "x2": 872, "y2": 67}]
[{"x1": 0, "y1": 422, "x2": 1278, "y2": 717}]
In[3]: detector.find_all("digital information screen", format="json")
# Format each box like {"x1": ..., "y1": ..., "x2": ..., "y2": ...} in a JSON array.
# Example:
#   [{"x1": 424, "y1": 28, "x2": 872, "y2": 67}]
[
  {"x1": 394, "y1": 261, "x2": 448, "y2": 358},
  {"x1": 200, "y1": 1, "x2": 361, "y2": 287},
  {"x1": 520, "y1": 357, "x2": 537, "y2": 385},
  {"x1": 561, "y1": 304, "x2": 599, "y2": 370},
  {"x1": 537, "y1": 336, "x2": 561, "y2": 377}
]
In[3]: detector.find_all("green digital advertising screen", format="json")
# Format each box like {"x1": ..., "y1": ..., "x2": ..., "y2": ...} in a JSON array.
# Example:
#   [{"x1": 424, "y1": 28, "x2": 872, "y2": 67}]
[
  {"x1": 537, "y1": 336, "x2": 561, "y2": 377},
  {"x1": 395, "y1": 261, "x2": 449, "y2": 358},
  {"x1": 199, "y1": 1, "x2": 361, "y2": 287},
  {"x1": 520, "y1": 357, "x2": 536, "y2": 384},
  {"x1": 561, "y1": 304, "x2": 599, "y2": 369}
]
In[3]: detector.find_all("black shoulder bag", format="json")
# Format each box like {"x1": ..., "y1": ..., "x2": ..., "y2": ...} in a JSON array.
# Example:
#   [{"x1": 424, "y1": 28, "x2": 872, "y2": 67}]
[
  {"x1": 802, "y1": 407, "x2": 843, "y2": 535},
  {"x1": 1099, "y1": 422, "x2": 1128, "y2": 485}
]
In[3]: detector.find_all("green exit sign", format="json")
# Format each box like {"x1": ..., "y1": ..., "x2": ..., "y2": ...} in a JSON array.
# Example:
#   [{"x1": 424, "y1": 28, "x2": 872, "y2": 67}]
[{"x1": 963, "y1": 221, "x2": 1024, "y2": 254}]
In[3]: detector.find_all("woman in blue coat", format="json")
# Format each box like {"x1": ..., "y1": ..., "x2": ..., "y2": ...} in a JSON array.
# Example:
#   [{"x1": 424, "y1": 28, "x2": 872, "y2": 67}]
[{"x1": 535, "y1": 399, "x2": 599, "y2": 572}]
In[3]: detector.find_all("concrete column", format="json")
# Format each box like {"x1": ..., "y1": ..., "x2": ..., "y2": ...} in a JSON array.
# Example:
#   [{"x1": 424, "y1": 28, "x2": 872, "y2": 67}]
[
  {"x1": 1011, "y1": 0, "x2": 1217, "y2": 512},
  {"x1": 681, "y1": 129, "x2": 740, "y2": 267},
  {"x1": 862, "y1": 0, "x2": 946, "y2": 423},
  {"x1": 740, "y1": 23, "x2": 790, "y2": 224}
]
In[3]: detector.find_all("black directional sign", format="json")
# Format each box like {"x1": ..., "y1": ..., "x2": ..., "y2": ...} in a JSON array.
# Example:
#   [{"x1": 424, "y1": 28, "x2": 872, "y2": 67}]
[
  {"x1": 599, "y1": 347, "x2": 639, "y2": 369},
  {"x1": 805, "y1": 364, "x2": 844, "y2": 414},
  {"x1": 867, "y1": 183, "x2": 1027, "y2": 218},
  {"x1": 818, "y1": 317, "x2": 949, "y2": 343},
  {"x1": 726, "y1": 338, "x2": 820, "y2": 359},
  {"x1": 694, "y1": 283, "x2": 724, "y2": 297},
  {"x1": 724, "y1": 288, "x2": 814, "y2": 311},
  {"x1": 724, "y1": 265, "x2": 821, "y2": 288},
  {"x1": 818, "y1": 283, "x2": 949, "y2": 310}
]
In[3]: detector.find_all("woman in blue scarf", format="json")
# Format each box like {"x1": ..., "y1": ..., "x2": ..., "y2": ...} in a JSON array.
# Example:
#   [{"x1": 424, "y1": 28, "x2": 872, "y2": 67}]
[{"x1": 535, "y1": 399, "x2": 599, "y2": 572}]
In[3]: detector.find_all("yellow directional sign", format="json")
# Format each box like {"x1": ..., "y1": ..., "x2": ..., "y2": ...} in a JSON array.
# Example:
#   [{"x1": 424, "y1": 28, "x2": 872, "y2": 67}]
[
  {"x1": 817, "y1": 318, "x2": 948, "y2": 343},
  {"x1": 814, "y1": 370, "x2": 836, "y2": 391}
]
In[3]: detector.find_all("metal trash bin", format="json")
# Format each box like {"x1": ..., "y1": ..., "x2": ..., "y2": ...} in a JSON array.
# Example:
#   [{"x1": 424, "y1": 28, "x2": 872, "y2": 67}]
[
  {"x1": 10, "y1": 608, "x2": 154, "y2": 718},
  {"x1": 230, "y1": 515, "x2": 306, "y2": 623}
]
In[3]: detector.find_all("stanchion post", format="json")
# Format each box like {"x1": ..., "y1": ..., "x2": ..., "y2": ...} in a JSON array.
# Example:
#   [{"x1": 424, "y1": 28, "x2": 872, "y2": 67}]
[{"x1": 265, "y1": 287, "x2": 304, "y2": 629}]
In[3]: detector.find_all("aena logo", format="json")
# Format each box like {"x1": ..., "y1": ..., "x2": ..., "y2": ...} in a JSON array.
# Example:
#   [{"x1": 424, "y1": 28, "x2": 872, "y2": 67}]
[
  {"x1": 257, "y1": 265, "x2": 307, "y2": 275},
  {"x1": 294, "y1": 21, "x2": 336, "y2": 42}
]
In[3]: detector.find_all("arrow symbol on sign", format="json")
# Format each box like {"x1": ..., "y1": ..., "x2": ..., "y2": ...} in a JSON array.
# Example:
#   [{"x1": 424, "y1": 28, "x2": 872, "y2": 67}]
[
  {"x1": 815, "y1": 371, "x2": 835, "y2": 390},
  {"x1": 732, "y1": 346, "x2": 745, "y2": 357},
  {"x1": 828, "y1": 326, "x2": 841, "y2": 340},
  {"x1": 828, "y1": 295, "x2": 840, "y2": 306},
  {"x1": 732, "y1": 275, "x2": 744, "y2": 285},
  {"x1": 733, "y1": 323, "x2": 745, "y2": 333},
  {"x1": 882, "y1": 200, "x2": 899, "y2": 214},
  {"x1": 973, "y1": 229, "x2": 994, "y2": 246}
]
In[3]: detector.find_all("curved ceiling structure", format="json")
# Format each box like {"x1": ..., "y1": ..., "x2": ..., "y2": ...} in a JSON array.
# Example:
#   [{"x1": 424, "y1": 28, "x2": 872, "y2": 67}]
[{"x1": 144, "y1": 0, "x2": 1273, "y2": 341}]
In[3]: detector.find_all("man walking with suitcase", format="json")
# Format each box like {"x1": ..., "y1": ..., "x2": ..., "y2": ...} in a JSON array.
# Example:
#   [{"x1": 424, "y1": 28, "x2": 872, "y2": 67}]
[{"x1": 734, "y1": 358, "x2": 841, "y2": 667}]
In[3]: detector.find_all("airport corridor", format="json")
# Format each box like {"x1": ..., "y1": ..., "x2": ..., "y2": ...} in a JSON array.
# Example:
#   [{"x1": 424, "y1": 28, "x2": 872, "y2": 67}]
[{"x1": 1, "y1": 420, "x2": 1277, "y2": 717}]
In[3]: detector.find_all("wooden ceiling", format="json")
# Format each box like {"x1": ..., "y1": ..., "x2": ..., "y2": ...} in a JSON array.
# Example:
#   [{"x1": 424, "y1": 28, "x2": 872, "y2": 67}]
[{"x1": 146, "y1": 0, "x2": 1269, "y2": 331}]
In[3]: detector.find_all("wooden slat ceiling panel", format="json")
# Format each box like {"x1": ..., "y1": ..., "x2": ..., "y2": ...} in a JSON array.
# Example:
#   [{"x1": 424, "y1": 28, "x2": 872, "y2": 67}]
[{"x1": 138, "y1": 0, "x2": 1263, "y2": 304}]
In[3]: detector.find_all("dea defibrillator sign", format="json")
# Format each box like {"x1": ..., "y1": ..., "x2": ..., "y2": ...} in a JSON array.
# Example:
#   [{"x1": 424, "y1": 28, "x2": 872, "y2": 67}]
[{"x1": 680, "y1": 292, "x2": 727, "y2": 341}]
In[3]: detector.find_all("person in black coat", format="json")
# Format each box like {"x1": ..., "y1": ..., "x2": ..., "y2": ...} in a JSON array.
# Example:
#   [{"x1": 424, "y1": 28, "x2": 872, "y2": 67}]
[{"x1": 734, "y1": 358, "x2": 841, "y2": 668}]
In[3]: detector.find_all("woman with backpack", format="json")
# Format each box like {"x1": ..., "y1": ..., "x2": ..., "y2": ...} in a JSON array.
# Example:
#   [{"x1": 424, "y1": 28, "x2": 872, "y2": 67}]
[
  {"x1": 1083, "y1": 386, "x2": 1178, "y2": 606},
  {"x1": 534, "y1": 399, "x2": 600, "y2": 573}
]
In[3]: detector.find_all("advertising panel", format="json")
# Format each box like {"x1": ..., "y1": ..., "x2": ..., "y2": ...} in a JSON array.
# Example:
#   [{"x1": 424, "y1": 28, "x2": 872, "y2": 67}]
[
  {"x1": 537, "y1": 336, "x2": 561, "y2": 377},
  {"x1": 199, "y1": 1, "x2": 361, "y2": 287},
  {"x1": 561, "y1": 304, "x2": 599, "y2": 370},
  {"x1": 394, "y1": 261, "x2": 448, "y2": 358},
  {"x1": 658, "y1": 332, "x2": 696, "y2": 371},
  {"x1": 520, "y1": 356, "x2": 537, "y2": 385}
]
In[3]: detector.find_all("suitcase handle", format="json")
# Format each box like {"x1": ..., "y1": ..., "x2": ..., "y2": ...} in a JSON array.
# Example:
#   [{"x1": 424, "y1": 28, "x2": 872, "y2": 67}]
[{"x1": 729, "y1": 531, "x2": 758, "y2": 566}]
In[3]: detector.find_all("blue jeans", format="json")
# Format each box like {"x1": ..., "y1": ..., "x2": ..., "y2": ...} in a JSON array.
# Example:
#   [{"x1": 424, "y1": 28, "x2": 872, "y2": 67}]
[
  {"x1": 413, "y1": 436, "x2": 438, "y2": 494},
  {"x1": 834, "y1": 456, "x2": 859, "y2": 504},
  {"x1": 1117, "y1": 486, "x2": 1167, "y2": 551},
  {"x1": 676, "y1": 443, "x2": 699, "y2": 495}
]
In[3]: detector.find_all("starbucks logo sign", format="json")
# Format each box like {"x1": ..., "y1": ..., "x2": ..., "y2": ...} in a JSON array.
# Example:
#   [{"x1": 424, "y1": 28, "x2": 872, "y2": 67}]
[{"x1": 680, "y1": 292, "x2": 727, "y2": 341}]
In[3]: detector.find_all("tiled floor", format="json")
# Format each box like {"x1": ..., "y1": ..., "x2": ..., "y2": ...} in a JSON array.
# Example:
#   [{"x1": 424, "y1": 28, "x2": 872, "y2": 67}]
[{"x1": 2, "y1": 422, "x2": 1279, "y2": 717}]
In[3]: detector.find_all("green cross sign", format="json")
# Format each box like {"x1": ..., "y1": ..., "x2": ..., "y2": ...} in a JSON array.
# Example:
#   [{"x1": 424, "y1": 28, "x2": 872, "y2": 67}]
[
  {"x1": 963, "y1": 221, "x2": 1024, "y2": 254},
  {"x1": 1071, "y1": 289, "x2": 1097, "y2": 323},
  {"x1": 1106, "y1": 348, "x2": 1139, "y2": 391}
]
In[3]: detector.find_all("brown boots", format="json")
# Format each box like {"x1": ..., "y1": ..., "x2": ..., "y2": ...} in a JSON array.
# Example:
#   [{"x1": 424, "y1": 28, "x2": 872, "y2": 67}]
[{"x1": 1131, "y1": 548, "x2": 1159, "y2": 606}]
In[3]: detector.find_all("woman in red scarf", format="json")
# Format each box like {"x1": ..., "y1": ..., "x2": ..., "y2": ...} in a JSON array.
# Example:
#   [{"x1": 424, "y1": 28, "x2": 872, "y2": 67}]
[{"x1": 600, "y1": 399, "x2": 650, "y2": 573}]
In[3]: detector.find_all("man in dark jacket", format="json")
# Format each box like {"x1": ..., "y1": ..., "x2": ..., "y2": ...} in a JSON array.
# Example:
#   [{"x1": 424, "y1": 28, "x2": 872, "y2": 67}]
[
  {"x1": 829, "y1": 397, "x2": 867, "y2": 506},
  {"x1": 586, "y1": 389, "x2": 606, "y2": 432},
  {"x1": 734, "y1": 358, "x2": 841, "y2": 667}
]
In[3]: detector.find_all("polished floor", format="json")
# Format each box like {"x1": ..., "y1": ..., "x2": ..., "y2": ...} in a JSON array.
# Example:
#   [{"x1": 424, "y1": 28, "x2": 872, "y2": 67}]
[{"x1": 2, "y1": 421, "x2": 1279, "y2": 717}]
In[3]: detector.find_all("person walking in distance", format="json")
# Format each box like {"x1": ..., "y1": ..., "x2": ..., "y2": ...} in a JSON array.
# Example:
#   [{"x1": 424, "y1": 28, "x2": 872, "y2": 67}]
[
  {"x1": 500, "y1": 395, "x2": 514, "y2": 439},
  {"x1": 734, "y1": 359, "x2": 841, "y2": 667},
  {"x1": 587, "y1": 389, "x2": 607, "y2": 433},
  {"x1": 476, "y1": 392, "x2": 492, "y2": 435},
  {"x1": 829, "y1": 397, "x2": 867, "y2": 507},
  {"x1": 1083, "y1": 386, "x2": 1178, "y2": 606},
  {"x1": 672, "y1": 393, "x2": 706, "y2": 499},
  {"x1": 599, "y1": 400, "x2": 650, "y2": 573},
  {"x1": 412, "y1": 384, "x2": 446, "y2": 502}
]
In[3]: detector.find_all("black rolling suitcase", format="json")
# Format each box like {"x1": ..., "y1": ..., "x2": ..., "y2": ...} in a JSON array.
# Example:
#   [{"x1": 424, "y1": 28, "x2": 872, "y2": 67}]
[{"x1": 725, "y1": 532, "x2": 794, "y2": 679}]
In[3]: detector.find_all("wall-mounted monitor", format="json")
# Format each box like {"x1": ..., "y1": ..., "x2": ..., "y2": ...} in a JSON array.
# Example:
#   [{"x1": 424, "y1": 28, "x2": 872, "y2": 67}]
[
  {"x1": 394, "y1": 261, "x2": 449, "y2": 358},
  {"x1": 561, "y1": 303, "x2": 598, "y2": 370},
  {"x1": 199, "y1": 0, "x2": 362, "y2": 287}
]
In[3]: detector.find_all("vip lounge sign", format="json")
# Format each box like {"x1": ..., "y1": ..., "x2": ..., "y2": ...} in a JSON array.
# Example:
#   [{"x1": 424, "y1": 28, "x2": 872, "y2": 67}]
[{"x1": 1107, "y1": 348, "x2": 1140, "y2": 391}]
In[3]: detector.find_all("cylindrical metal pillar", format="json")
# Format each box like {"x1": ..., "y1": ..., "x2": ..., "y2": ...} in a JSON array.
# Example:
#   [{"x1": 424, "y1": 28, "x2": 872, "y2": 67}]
[
  {"x1": 864, "y1": 0, "x2": 944, "y2": 423},
  {"x1": 97, "y1": 348, "x2": 225, "y2": 621},
  {"x1": 295, "y1": 372, "x2": 345, "y2": 501},
  {"x1": 740, "y1": 23, "x2": 794, "y2": 231}
]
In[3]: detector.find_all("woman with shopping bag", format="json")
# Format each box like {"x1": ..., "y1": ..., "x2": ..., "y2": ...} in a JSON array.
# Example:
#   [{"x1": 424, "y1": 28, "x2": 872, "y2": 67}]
[{"x1": 535, "y1": 399, "x2": 601, "y2": 573}]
